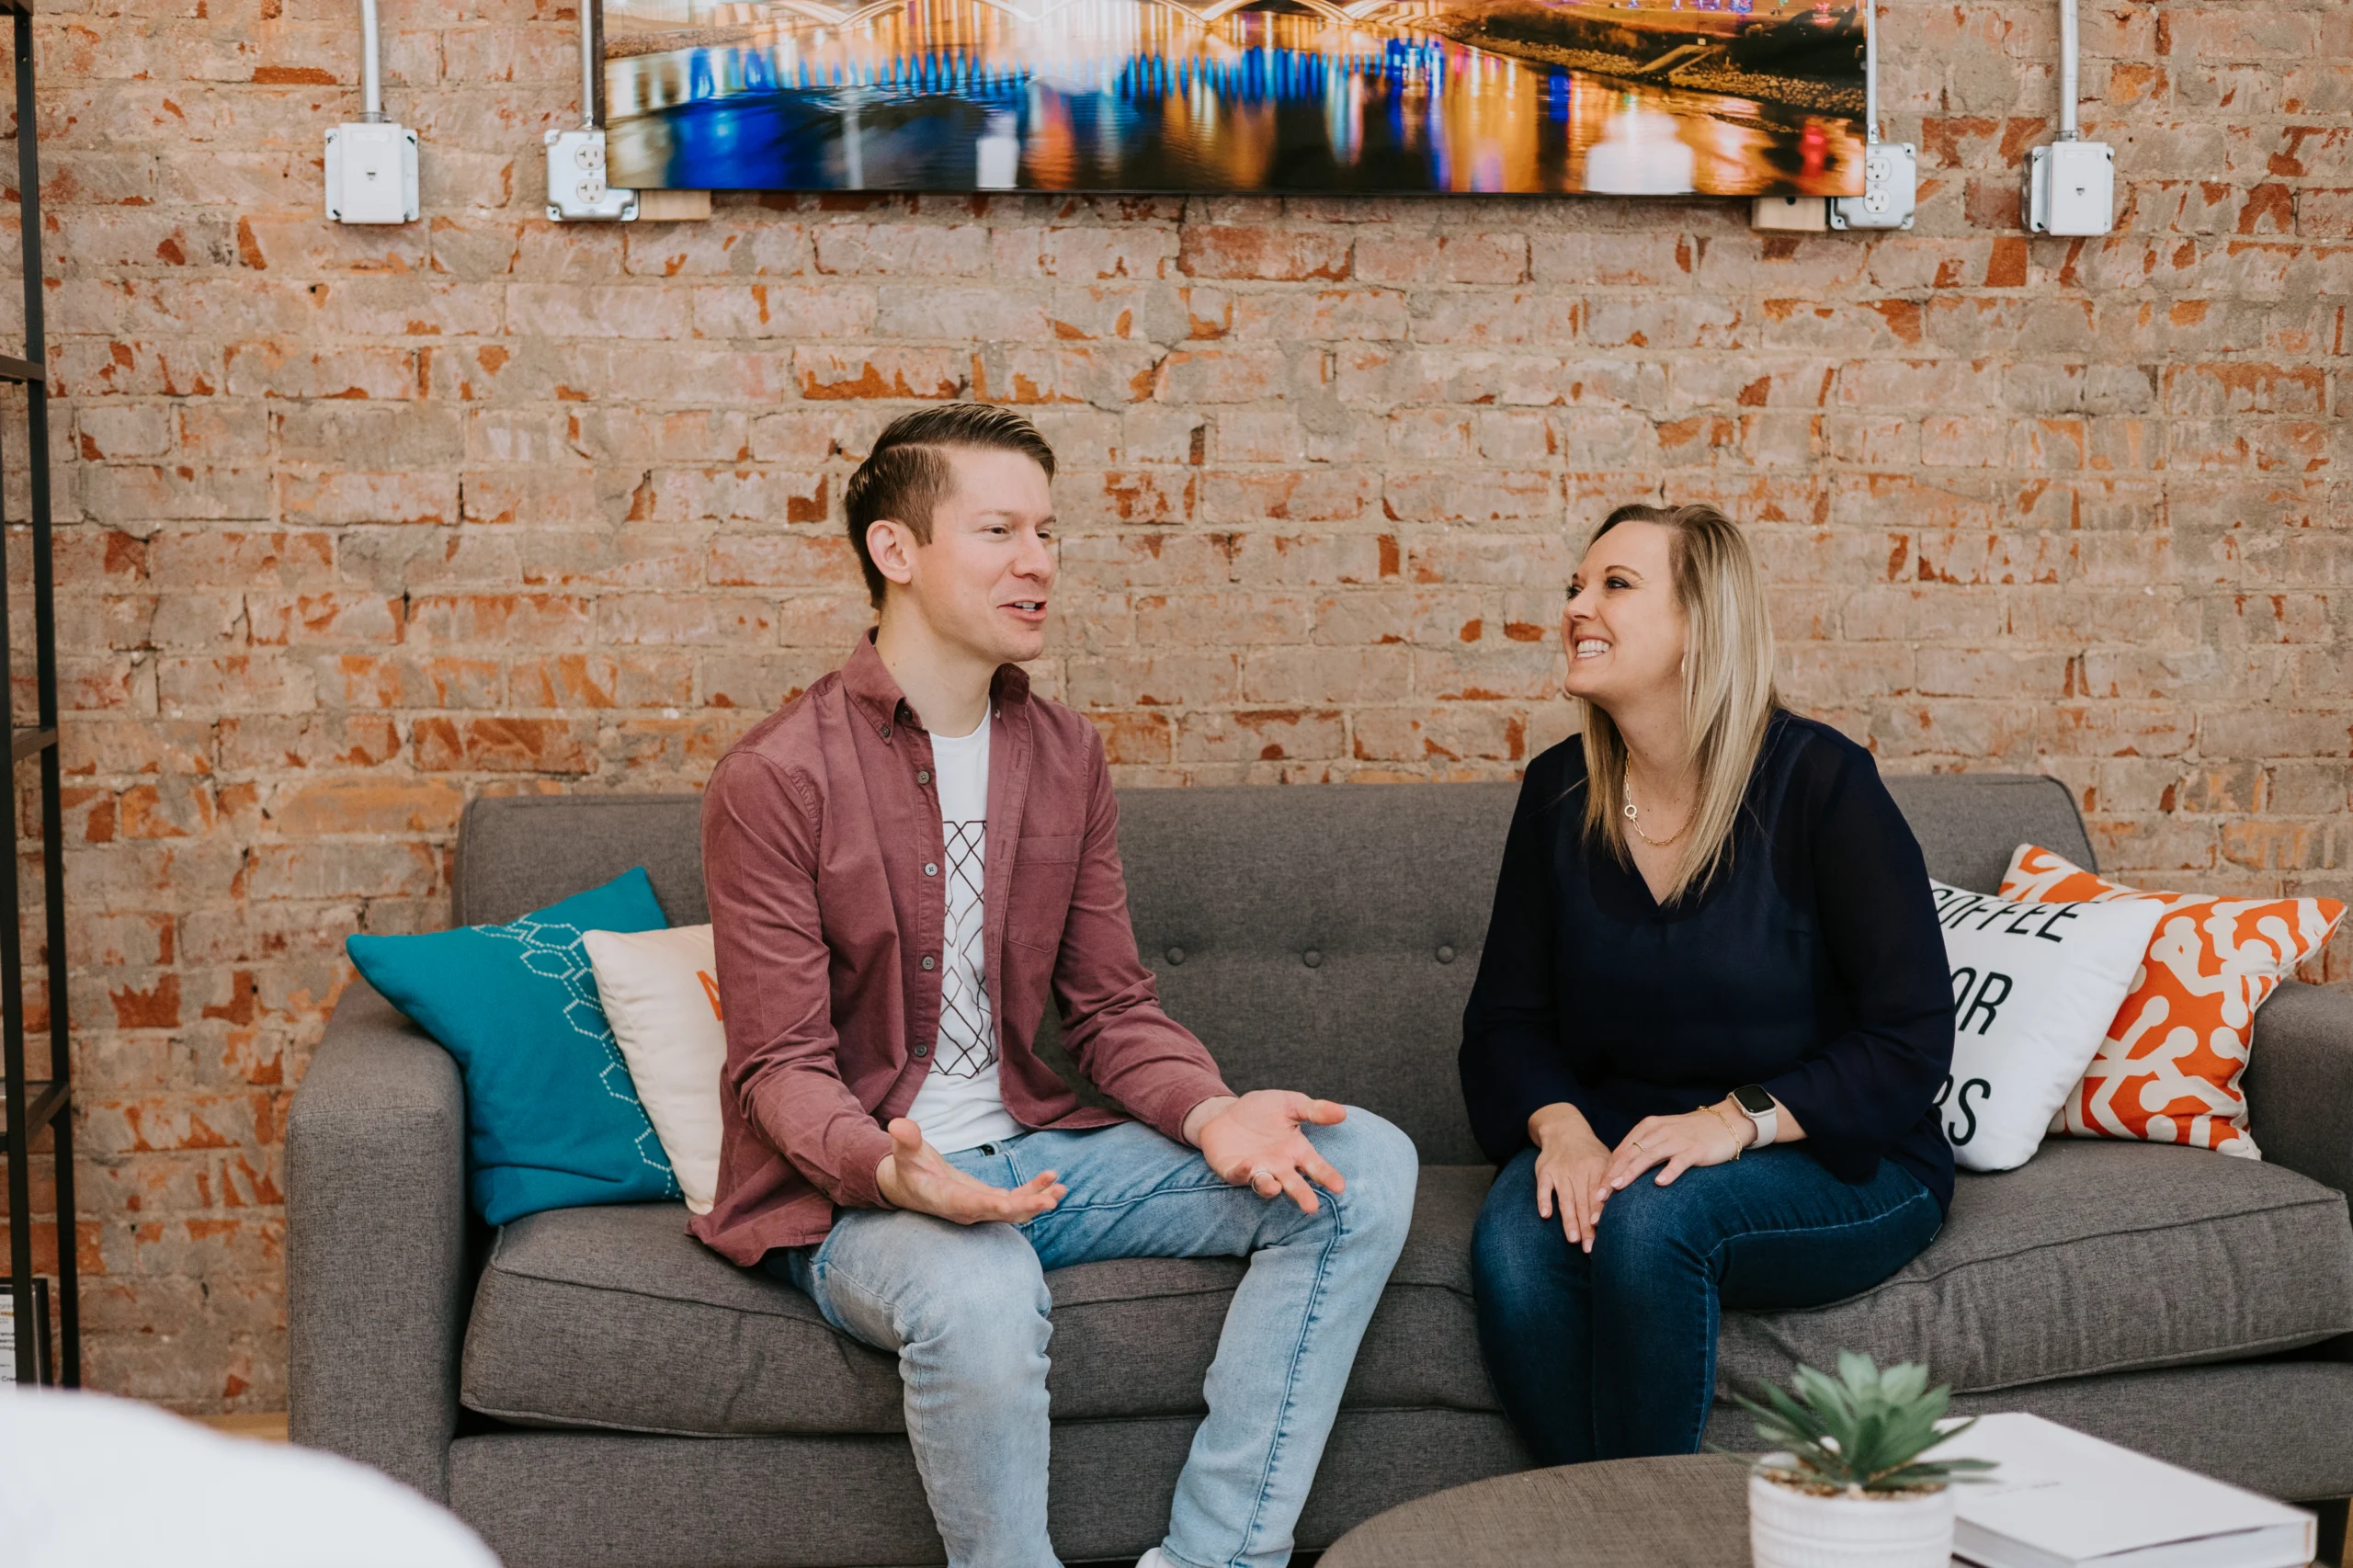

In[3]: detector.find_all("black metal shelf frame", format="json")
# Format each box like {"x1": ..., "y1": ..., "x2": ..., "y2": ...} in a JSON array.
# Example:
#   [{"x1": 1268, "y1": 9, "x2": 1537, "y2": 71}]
[{"x1": 3, "y1": 1, "x2": 78, "y2": 1387}]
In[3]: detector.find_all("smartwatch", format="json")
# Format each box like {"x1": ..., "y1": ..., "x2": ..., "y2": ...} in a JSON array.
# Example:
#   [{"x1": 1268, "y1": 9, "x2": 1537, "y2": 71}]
[{"x1": 1730, "y1": 1084, "x2": 1778, "y2": 1148}]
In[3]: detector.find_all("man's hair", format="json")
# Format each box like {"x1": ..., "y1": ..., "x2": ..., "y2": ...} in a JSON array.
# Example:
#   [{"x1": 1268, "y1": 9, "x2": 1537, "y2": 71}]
[{"x1": 842, "y1": 403, "x2": 1058, "y2": 608}]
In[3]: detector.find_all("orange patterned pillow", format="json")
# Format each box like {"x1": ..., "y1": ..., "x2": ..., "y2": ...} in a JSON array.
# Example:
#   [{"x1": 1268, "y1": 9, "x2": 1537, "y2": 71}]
[{"x1": 1999, "y1": 846, "x2": 2345, "y2": 1159}]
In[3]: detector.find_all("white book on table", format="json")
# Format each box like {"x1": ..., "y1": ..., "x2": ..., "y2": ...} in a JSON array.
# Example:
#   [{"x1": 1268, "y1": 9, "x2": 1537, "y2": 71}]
[{"x1": 1933, "y1": 1413, "x2": 2314, "y2": 1568}]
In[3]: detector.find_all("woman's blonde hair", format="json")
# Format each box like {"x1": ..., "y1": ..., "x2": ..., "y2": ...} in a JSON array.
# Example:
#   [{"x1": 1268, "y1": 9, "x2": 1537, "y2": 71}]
[{"x1": 1575, "y1": 503, "x2": 1780, "y2": 904}]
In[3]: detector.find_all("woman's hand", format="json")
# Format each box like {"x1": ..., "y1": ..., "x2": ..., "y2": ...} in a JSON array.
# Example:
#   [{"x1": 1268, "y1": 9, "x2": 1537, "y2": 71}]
[
  {"x1": 1527, "y1": 1102, "x2": 1613, "y2": 1254},
  {"x1": 1601, "y1": 1101, "x2": 1753, "y2": 1192}
]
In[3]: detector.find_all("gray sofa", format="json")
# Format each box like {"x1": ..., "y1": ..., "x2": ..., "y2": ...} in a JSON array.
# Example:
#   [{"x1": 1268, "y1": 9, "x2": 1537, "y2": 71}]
[{"x1": 288, "y1": 775, "x2": 2353, "y2": 1568}]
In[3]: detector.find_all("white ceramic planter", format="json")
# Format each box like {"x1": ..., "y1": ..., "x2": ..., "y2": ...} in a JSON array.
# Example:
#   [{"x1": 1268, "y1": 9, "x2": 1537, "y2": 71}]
[{"x1": 1748, "y1": 1469, "x2": 1956, "y2": 1568}]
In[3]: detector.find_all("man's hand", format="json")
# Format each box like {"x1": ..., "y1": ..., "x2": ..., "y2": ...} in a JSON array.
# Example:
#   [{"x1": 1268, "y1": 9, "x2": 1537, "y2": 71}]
[
  {"x1": 1188, "y1": 1090, "x2": 1348, "y2": 1214},
  {"x1": 874, "y1": 1119, "x2": 1065, "y2": 1225},
  {"x1": 1528, "y1": 1102, "x2": 1612, "y2": 1253}
]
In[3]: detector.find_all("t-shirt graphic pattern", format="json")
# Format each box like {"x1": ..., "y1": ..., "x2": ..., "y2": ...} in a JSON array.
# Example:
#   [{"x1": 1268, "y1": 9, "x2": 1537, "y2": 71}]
[
  {"x1": 935, "y1": 817, "x2": 995, "y2": 1079},
  {"x1": 903, "y1": 710, "x2": 1022, "y2": 1154}
]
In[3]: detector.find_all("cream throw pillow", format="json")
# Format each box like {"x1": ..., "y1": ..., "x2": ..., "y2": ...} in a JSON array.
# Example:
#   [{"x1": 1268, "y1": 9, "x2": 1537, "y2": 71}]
[
  {"x1": 582, "y1": 925, "x2": 726, "y2": 1214},
  {"x1": 1929, "y1": 881, "x2": 2165, "y2": 1172}
]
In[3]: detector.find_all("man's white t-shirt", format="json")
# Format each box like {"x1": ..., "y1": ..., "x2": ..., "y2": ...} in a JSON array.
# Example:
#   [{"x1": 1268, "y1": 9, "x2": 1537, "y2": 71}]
[{"x1": 903, "y1": 710, "x2": 1025, "y2": 1154}]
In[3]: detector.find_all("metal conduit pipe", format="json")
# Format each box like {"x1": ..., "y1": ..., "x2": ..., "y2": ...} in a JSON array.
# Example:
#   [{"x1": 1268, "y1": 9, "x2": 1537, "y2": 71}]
[
  {"x1": 1862, "y1": 0, "x2": 1879, "y2": 146},
  {"x1": 580, "y1": 0, "x2": 602, "y2": 128},
  {"x1": 359, "y1": 0, "x2": 385, "y2": 122},
  {"x1": 2057, "y1": 0, "x2": 2080, "y2": 140}
]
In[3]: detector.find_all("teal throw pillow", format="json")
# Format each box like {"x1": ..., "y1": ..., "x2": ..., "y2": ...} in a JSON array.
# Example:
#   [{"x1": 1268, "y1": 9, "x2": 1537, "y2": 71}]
[{"x1": 346, "y1": 868, "x2": 683, "y2": 1224}]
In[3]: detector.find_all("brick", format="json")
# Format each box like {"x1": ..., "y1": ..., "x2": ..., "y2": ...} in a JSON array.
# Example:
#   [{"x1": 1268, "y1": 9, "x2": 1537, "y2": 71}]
[
  {"x1": 413, "y1": 717, "x2": 597, "y2": 774},
  {"x1": 406, "y1": 593, "x2": 592, "y2": 648},
  {"x1": 1349, "y1": 705, "x2": 1527, "y2": 764},
  {"x1": 1177, "y1": 226, "x2": 1350, "y2": 281},
  {"x1": 795, "y1": 347, "x2": 969, "y2": 401},
  {"x1": 698, "y1": 653, "x2": 838, "y2": 712},
  {"x1": 813, "y1": 224, "x2": 991, "y2": 277},
  {"x1": 709, "y1": 531, "x2": 862, "y2": 588},
  {"x1": 510, "y1": 652, "x2": 695, "y2": 710},
  {"x1": 216, "y1": 715, "x2": 403, "y2": 772},
  {"x1": 269, "y1": 778, "x2": 466, "y2": 835},
  {"x1": 312, "y1": 653, "x2": 507, "y2": 709},
  {"x1": 1176, "y1": 709, "x2": 1346, "y2": 764},
  {"x1": 597, "y1": 593, "x2": 778, "y2": 646},
  {"x1": 1382, "y1": 470, "x2": 1558, "y2": 523}
]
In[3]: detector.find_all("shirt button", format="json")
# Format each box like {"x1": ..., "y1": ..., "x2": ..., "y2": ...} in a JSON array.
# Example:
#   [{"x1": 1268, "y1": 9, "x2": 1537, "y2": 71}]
[
  {"x1": 1437, "y1": 945, "x2": 1457, "y2": 964},
  {"x1": 1302, "y1": 949, "x2": 1323, "y2": 969},
  {"x1": 916, "y1": 769, "x2": 931, "y2": 785},
  {"x1": 921, "y1": 956, "x2": 937, "y2": 971},
  {"x1": 924, "y1": 862, "x2": 939, "y2": 877},
  {"x1": 914, "y1": 1044, "x2": 930, "y2": 1058},
  {"x1": 880, "y1": 724, "x2": 892, "y2": 740}
]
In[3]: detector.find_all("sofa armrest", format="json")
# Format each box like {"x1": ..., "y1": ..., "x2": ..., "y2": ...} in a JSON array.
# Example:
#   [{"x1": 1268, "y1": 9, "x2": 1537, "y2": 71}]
[
  {"x1": 2244, "y1": 982, "x2": 2353, "y2": 1198},
  {"x1": 286, "y1": 980, "x2": 469, "y2": 1502}
]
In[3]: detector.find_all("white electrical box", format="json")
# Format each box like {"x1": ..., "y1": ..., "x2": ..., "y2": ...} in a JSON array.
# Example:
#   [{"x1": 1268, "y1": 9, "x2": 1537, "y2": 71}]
[
  {"x1": 324, "y1": 121, "x2": 418, "y2": 225},
  {"x1": 1828, "y1": 141, "x2": 1916, "y2": 231},
  {"x1": 2025, "y1": 141, "x2": 2115, "y2": 235},
  {"x1": 546, "y1": 128, "x2": 637, "y2": 222}
]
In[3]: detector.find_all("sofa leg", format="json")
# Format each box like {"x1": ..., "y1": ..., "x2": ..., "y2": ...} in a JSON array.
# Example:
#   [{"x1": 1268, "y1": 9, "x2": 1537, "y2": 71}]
[{"x1": 2315, "y1": 1497, "x2": 2348, "y2": 1568}]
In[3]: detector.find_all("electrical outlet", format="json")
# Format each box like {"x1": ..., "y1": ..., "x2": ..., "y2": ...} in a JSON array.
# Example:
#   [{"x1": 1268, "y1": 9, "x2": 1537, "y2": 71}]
[
  {"x1": 2025, "y1": 142, "x2": 2115, "y2": 235},
  {"x1": 1828, "y1": 142, "x2": 1916, "y2": 231},
  {"x1": 324, "y1": 122, "x2": 418, "y2": 225},
  {"x1": 545, "y1": 128, "x2": 637, "y2": 222}
]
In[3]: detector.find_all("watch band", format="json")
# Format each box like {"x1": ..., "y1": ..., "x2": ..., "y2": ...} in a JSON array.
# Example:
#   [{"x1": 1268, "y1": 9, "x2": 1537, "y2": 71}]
[{"x1": 1733, "y1": 1085, "x2": 1778, "y2": 1148}]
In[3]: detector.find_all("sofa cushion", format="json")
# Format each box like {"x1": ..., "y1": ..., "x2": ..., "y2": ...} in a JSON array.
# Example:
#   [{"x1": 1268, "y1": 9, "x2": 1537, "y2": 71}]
[
  {"x1": 463, "y1": 1141, "x2": 2353, "y2": 1439},
  {"x1": 460, "y1": 1165, "x2": 1498, "y2": 1437},
  {"x1": 1717, "y1": 1140, "x2": 2353, "y2": 1398}
]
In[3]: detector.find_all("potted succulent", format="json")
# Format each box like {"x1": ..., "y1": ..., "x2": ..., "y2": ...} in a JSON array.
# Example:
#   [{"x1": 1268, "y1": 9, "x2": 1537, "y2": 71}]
[{"x1": 1733, "y1": 1352, "x2": 1995, "y2": 1568}]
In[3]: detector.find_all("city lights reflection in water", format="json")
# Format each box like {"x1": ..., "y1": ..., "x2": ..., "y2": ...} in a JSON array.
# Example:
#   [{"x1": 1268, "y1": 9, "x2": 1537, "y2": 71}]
[{"x1": 604, "y1": 3, "x2": 1859, "y2": 195}]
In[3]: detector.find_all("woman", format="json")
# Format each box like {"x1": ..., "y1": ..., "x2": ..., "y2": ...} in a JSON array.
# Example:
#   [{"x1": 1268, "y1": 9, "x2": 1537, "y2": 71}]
[{"x1": 1461, "y1": 503, "x2": 1954, "y2": 1464}]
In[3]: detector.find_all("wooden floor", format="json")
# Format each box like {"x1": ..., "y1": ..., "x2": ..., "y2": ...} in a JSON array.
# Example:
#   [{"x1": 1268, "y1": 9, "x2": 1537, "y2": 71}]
[{"x1": 192, "y1": 1410, "x2": 289, "y2": 1441}]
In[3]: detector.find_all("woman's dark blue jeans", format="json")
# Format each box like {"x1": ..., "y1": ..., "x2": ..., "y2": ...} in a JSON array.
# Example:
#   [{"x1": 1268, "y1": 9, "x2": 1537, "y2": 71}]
[{"x1": 1472, "y1": 1143, "x2": 1943, "y2": 1464}]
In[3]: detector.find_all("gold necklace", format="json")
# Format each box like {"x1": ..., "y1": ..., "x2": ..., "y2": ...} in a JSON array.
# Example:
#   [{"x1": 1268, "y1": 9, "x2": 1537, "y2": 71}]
[{"x1": 1621, "y1": 777, "x2": 1690, "y2": 848}]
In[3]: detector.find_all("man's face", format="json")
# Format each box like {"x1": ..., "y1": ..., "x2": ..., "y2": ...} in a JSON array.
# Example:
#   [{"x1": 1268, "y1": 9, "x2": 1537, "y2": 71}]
[{"x1": 878, "y1": 446, "x2": 1056, "y2": 665}]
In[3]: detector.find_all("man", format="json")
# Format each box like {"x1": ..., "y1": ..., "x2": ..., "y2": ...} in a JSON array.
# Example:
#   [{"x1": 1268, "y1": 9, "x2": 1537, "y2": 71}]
[{"x1": 692, "y1": 403, "x2": 1417, "y2": 1568}]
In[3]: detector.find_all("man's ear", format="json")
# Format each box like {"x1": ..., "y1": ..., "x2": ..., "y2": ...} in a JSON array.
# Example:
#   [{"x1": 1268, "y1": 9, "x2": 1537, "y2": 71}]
[{"x1": 866, "y1": 517, "x2": 919, "y2": 592}]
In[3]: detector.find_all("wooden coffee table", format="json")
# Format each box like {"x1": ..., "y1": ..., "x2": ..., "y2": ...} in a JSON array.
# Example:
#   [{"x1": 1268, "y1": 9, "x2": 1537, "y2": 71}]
[{"x1": 1321, "y1": 1454, "x2": 1754, "y2": 1568}]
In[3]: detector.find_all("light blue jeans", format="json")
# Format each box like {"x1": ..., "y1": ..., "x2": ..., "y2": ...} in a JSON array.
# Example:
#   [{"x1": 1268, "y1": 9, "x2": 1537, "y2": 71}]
[{"x1": 768, "y1": 1114, "x2": 1417, "y2": 1568}]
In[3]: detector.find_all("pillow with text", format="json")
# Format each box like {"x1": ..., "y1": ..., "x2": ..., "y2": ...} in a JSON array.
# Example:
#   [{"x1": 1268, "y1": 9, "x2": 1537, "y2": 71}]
[{"x1": 1931, "y1": 881, "x2": 2165, "y2": 1172}]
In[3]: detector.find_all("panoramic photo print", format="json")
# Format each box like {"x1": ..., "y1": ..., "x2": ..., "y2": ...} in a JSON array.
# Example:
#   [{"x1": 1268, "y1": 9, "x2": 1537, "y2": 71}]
[{"x1": 602, "y1": 0, "x2": 1870, "y2": 197}]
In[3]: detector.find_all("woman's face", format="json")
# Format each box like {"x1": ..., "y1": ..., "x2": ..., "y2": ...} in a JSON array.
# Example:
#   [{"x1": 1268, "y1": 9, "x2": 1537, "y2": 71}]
[{"x1": 1562, "y1": 519, "x2": 1688, "y2": 710}]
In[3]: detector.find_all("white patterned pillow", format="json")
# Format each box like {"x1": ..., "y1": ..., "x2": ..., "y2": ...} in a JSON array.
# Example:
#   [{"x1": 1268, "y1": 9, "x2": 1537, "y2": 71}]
[
  {"x1": 1929, "y1": 881, "x2": 2165, "y2": 1172},
  {"x1": 582, "y1": 925, "x2": 727, "y2": 1214}
]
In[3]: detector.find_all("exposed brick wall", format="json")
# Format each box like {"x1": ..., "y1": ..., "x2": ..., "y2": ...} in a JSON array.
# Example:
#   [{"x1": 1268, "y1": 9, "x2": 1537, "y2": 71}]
[{"x1": 0, "y1": 0, "x2": 2342, "y2": 1410}]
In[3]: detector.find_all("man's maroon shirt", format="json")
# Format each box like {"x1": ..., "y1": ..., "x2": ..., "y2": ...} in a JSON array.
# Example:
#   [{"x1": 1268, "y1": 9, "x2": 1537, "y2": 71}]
[{"x1": 690, "y1": 634, "x2": 1234, "y2": 1266}]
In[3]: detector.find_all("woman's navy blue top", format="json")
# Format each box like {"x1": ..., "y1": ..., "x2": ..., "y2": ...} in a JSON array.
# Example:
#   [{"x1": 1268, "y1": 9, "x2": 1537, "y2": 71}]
[{"x1": 1459, "y1": 712, "x2": 1958, "y2": 1213}]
